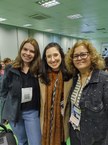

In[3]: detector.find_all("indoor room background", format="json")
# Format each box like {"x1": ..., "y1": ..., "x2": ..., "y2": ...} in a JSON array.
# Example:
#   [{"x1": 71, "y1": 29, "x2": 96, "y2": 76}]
[{"x1": 0, "y1": 24, "x2": 105, "y2": 60}]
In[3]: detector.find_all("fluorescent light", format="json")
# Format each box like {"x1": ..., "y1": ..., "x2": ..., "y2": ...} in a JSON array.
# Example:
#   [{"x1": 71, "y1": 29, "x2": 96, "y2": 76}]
[
  {"x1": 45, "y1": 29, "x2": 53, "y2": 32},
  {"x1": 23, "y1": 24, "x2": 32, "y2": 27},
  {"x1": 0, "y1": 17, "x2": 7, "y2": 22},
  {"x1": 36, "y1": 0, "x2": 60, "y2": 8},
  {"x1": 67, "y1": 14, "x2": 82, "y2": 19}
]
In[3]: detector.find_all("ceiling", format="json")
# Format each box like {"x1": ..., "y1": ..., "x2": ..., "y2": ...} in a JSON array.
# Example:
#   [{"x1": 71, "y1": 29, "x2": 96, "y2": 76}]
[{"x1": 0, "y1": 0, "x2": 108, "y2": 39}]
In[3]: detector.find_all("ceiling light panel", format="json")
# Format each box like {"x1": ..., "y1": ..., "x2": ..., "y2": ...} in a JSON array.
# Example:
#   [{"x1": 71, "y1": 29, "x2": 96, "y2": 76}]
[
  {"x1": 36, "y1": 0, "x2": 60, "y2": 8},
  {"x1": 23, "y1": 24, "x2": 32, "y2": 27},
  {"x1": 0, "y1": 17, "x2": 7, "y2": 22},
  {"x1": 67, "y1": 14, "x2": 82, "y2": 20}
]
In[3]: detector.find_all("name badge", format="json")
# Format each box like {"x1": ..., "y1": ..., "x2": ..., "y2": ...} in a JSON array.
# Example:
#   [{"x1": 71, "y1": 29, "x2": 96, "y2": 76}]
[
  {"x1": 21, "y1": 87, "x2": 32, "y2": 103},
  {"x1": 69, "y1": 105, "x2": 81, "y2": 127}
]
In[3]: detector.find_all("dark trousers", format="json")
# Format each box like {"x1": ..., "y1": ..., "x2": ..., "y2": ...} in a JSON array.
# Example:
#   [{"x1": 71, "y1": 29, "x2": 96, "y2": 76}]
[
  {"x1": 61, "y1": 142, "x2": 66, "y2": 145},
  {"x1": 70, "y1": 125, "x2": 81, "y2": 145}
]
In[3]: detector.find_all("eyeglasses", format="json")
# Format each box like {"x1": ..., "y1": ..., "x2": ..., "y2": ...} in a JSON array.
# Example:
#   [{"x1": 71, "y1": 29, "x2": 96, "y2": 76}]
[{"x1": 73, "y1": 52, "x2": 89, "y2": 60}]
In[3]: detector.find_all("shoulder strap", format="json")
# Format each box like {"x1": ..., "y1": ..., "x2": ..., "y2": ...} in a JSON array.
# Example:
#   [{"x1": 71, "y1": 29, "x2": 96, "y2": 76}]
[{"x1": 0, "y1": 123, "x2": 8, "y2": 132}]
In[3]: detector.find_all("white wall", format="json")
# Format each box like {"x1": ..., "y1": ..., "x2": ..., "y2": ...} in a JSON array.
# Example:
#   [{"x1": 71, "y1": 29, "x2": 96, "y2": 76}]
[
  {"x1": 17, "y1": 28, "x2": 29, "y2": 49},
  {"x1": 0, "y1": 24, "x2": 108, "y2": 60},
  {"x1": 0, "y1": 25, "x2": 29, "y2": 60},
  {"x1": 0, "y1": 25, "x2": 18, "y2": 60}
]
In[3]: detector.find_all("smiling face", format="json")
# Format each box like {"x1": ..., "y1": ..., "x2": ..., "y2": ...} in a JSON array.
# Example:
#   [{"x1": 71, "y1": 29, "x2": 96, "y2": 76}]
[
  {"x1": 45, "y1": 47, "x2": 62, "y2": 71},
  {"x1": 73, "y1": 45, "x2": 91, "y2": 73},
  {"x1": 21, "y1": 42, "x2": 35, "y2": 65}
]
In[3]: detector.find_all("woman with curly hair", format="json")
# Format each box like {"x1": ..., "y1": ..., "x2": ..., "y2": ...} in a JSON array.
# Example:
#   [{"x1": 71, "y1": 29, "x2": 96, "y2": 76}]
[{"x1": 65, "y1": 40, "x2": 108, "y2": 145}]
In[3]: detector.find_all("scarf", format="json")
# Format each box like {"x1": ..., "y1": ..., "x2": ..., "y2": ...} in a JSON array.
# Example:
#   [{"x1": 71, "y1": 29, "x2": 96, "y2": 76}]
[{"x1": 42, "y1": 71, "x2": 64, "y2": 145}]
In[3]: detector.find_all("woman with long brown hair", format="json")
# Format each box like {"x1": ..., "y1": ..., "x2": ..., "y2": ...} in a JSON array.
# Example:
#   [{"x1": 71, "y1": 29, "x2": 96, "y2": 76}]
[
  {"x1": 1, "y1": 38, "x2": 41, "y2": 145},
  {"x1": 39, "y1": 42, "x2": 72, "y2": 145}
]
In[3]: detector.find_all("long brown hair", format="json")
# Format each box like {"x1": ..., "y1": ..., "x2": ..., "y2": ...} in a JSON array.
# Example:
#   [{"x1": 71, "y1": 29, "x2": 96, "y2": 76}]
[
  {"x1": 40, "y1": 42, "x2": 71, "y2": 84},
  {"x1": 12, "y1": 37, "x2": 41, "y2": 75}
]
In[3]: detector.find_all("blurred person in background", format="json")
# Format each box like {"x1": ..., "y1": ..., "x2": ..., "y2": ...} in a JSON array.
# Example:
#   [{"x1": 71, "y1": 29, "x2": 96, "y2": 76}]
[
  {"x1": 3, "y1": 57, "x2": 12, "y2": 66},
  {"x1": 0, "y1": 64, "x2": 3, "y2": 90},
  {"x1": 0, "y1": 60, "x2": 5, "y2": 75},
  {"x1": 104, "y1": 57, "x2": 108, "y2": 72}
]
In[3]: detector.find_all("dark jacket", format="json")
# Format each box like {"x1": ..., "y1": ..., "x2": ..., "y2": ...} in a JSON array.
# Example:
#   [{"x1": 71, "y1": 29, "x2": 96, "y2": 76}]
[
  {"x1": 0, "y1": 75, "x2": 3, "y2": 92},
  {"x1": 0, "y1": 66, "x2": 40, "y2": 123},
  {"x1": 69, "y1": 69, "x2": 108, "y2": 145}
]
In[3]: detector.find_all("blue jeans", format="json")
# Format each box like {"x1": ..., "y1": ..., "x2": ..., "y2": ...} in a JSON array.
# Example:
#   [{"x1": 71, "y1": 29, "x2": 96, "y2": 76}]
[{"x1": 10, "y1": 110, "x2": 41, "y2": 145}]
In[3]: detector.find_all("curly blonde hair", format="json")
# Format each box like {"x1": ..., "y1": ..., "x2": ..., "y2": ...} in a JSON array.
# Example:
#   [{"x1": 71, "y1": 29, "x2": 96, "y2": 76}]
[{"x1": 65, "y1": 40, "x2": 105, "y2": 75}]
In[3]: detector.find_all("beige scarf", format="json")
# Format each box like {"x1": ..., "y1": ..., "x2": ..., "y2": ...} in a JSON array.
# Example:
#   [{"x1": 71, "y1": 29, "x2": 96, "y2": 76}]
[{"x1": 42, "y1": 71, "x2": 64, "y2": 145}]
